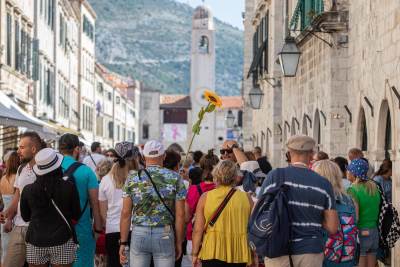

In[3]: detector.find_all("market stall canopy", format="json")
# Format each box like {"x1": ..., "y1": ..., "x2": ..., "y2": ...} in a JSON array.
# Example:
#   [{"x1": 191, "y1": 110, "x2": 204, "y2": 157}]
[{"x1": 0, "y1": 91, "x2": 57, "y2": 139}]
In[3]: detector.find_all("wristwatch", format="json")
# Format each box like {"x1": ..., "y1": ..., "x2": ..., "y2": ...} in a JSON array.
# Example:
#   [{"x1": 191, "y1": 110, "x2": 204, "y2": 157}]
[{"x1": 119, "y1": 240, "x2": 129, "y2": 246}]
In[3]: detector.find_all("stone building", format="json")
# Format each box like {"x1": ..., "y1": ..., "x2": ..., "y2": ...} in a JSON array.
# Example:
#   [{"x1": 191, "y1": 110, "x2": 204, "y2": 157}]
[{"x1": 244, "y1": 0, "x2": 400, "y2": 262}]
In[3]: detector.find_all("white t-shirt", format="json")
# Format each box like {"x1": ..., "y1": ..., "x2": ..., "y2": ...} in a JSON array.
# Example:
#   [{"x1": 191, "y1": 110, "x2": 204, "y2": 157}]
[
  {"x1": 14, "y1": 164, "x2": 36, "y2": 227},
  {"x1": 83, "y1": 153, "x2": 106, "y2": 173},
  {"x1": 98, "y1": 174, "x2": 123, "y2": 234}
]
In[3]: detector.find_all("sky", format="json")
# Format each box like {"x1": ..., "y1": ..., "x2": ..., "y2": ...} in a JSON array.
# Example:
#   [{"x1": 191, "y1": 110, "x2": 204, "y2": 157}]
[{"x1": 176, "y1": 0, "x2": 245, "y2": 30}]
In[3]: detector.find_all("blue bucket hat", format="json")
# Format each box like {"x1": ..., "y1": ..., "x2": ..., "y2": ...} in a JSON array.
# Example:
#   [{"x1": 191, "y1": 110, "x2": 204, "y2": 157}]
[{"x1": 347, "y1": 158, "x2": 369, "y2": 180}]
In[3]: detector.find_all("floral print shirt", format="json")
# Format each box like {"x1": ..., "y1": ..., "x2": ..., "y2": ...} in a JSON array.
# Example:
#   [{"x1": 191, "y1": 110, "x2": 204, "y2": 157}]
[{"x1": 122, "y1": 166, "x2": 187, "y2": 226}]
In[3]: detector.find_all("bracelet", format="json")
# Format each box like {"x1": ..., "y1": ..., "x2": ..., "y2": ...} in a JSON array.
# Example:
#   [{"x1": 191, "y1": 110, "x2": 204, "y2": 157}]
[{"x1": 119, "y1": 240, "x2": 129, "y2": 246}]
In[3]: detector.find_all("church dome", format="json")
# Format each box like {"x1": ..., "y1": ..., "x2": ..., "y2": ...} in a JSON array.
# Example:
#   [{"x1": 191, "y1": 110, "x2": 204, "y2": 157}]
[{"x1": 193, "y1": 5, "x2": 212, "y2": 20}]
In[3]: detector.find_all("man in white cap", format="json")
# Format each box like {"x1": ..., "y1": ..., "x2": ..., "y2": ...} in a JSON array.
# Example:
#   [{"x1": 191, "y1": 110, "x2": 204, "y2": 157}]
[
  {"x1": 258, "y1": 135, "x2": 339, "y2": 267},
  {"x1": 119, "y1": 140, "x2": 187, "y2": 267}
]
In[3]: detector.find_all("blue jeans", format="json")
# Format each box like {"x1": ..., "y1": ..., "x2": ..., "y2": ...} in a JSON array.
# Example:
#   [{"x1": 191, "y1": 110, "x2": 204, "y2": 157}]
[{"x1": 130, "y1": 225, "x2": 175, "y2": 267}]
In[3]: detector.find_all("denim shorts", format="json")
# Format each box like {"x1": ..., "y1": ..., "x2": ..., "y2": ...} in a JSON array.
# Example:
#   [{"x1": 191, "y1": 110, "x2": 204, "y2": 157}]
[{"x1": 359, "y1": 227, "x2": 379, "y2": 256}]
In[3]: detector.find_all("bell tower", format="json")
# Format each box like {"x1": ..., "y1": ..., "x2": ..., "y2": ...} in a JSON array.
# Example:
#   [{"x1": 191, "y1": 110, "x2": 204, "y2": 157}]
[{"x1": 190, "y1": 4, "x2": 217, "y2": 151}]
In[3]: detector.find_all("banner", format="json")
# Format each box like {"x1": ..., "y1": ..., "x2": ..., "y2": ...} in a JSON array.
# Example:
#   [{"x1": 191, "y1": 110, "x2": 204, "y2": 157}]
[{"x1": 163, "y1": 124, "x2": 187, "y2": 142}]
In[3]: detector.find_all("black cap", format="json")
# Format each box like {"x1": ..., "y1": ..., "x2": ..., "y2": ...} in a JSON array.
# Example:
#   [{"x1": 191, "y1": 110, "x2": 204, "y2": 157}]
[
  {"x1": 91, "y1": 142, "x2": 101, "y2": 152},
  {"x1": 59, "y1": 133, "x2": 80, "y2": 150}
]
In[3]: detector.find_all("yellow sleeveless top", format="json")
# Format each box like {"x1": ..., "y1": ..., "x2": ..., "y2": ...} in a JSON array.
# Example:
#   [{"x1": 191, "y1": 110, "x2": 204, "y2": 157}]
[{"x1": 199, "y1": 186, "x2": 252, "y2": 264}]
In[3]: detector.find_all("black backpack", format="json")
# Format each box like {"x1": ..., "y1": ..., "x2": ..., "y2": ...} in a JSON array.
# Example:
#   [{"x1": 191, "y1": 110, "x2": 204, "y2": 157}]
[
  {"x1": 63, "y1": 162, "x2": 88, "y2": 221},
  {"x1": 248, "y1": 168, "x2": 293, "y2": 259}
]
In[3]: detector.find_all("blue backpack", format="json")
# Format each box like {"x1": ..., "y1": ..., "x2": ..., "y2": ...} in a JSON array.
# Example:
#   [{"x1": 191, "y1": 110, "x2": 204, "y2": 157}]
[{"x1": 248, "y1": 168, "x2": 292, "y2": 258}]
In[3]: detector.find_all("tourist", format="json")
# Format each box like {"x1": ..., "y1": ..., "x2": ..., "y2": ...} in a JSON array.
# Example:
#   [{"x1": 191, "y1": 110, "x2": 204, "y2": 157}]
[
  {"x1": 253, "y1": 146, "x2": 272, "y2": 176},
  {"x1": 188, "y1": 167, "x2": 203, "y2": 186},
  {"x1": 333, "y1": 156, "x2": 351, "y2": 190},
  {"x1": 192, "y1": 151, "x2": 203, "y2": 168},
  {"x1": 120, "y1": 140, "x2": 187, "y2": 267},
  {"x1": 1, "y1": 132, "x2": 44, "y2": 267},
  {"x1": 164, "y1": 149, "x2": 182, "y2": 173},
  {"x1": 347, "y1": 159, "x2": 380, "y2": 267},
  {"x1": 0, "y1": 151, "x2": 19, "y2": 265},
  {"x1": 313, "y1": 151, "x2": 329, "y2": 162},
  {"x1": 191, "y1": 160, "x2": 253, "y2": 267},
  {"x1": 185, "y1": 167, "x2": 215, "y2": 260},
  {"x1": 313, "y1": 160, "x2": 357, "y2": 267},
  {"x1": 180, "y1": 158, "x2": 193, "y2": 183},
  {"x1": 95, "y1": 158, "x2": 113, "y2": 182},
  {"x1": 199, "y1": 149, "x2": 219, "y2": 181},
  {"x1": 58, "y1": 134, "x2": 103, "y2": 267},
  {"x1": 260, "y1": 135, "x2": 338, "y2": 267},
  {"x1": 373, "y1": 159, "x2": 392, "y2": 203},
  {"x1": 95, "y1": 158, "x2": 113, "y2": 267},
  {"x1": 83, "y1": 142, "x2": 106, "y2": 173},
  {"x1": 99, "y1": 142, "x2": 139, "y2": 267},
  {"x1": 105, "y1": 149, "x2": 118, "y2": 160},
  {"x1": 20, "y1": 148, "x2": 81, "y2": 267},
  {"x1": 347, "y1": 148, "x2": 374, "y2": 178}
]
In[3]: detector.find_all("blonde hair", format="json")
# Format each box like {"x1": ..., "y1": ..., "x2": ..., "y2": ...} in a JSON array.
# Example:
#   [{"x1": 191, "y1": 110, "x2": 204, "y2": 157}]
[
  {"x1": 212, "y1": 160, "x2": 238, "y2": 186},
  {"x1": 354, "y1": 179, "x2": 378, "y2": 196},
  {"x1": 95, "y1": 158, "x2": 113, "y2": 179},
  {"x1": 111, "y1": 158, "x2": 139, "y2": 189},
  {"x1": 313, "y1": 160, "x2": 346, "y2": 197}
]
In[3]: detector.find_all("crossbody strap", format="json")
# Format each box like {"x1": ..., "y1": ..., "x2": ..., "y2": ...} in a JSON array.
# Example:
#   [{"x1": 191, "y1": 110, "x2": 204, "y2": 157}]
[
  {"x1": 204, "y1": 188, "x2": 236, "y2": 233},
  {"x1": 89, "y1": 154, "x2": 97, "y2": 167},
  {"x1": 50, "y1": 199, "x2": 79, "y2": 245},
  {"x1": 139, "y1": 169, "x2": 175, "y2": 222}
]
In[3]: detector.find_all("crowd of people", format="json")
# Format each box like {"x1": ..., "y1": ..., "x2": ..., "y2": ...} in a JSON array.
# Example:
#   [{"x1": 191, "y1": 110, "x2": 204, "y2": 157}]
[{"x1": 0, "y1": 131, "x2": 394, "y2": 267}]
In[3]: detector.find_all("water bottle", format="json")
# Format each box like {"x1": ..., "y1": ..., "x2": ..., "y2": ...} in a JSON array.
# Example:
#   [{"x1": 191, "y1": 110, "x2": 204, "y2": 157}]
[{"x1": 122, "y1": 246, "x2": 130, "y2": 267}]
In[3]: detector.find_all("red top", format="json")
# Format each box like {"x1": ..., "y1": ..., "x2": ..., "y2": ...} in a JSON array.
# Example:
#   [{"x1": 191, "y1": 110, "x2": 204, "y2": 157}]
[{"x1": 186, "y1": 181, "x2": 216, "y2": 240}]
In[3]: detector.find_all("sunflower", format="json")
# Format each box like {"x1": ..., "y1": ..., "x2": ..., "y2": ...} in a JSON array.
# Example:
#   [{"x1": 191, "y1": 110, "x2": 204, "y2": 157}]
[{"x1": 204, "y1": 90, "x2": 222, "y2": 107}]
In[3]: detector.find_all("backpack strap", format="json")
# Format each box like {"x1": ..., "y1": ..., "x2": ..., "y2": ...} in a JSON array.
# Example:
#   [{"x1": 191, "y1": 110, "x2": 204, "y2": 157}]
[
  {"x1": 64, "y1": 162, "x2": 83, "y2": 179},
  {"x1": 196, "y1": 184, "x2": 203, "y2": 196},
  {"x1": 276, "y1": 168, "x2": 294, "y2": 267},
  {"x1": 64, "y1": 162, "x2": 89, "y2": 219},
  {"x1": 17, "y1": 163, "x2": 28, "y2": 176}
]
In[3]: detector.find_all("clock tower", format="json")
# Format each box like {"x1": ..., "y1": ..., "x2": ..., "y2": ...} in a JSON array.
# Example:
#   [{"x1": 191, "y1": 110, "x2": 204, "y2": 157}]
[{"x1": 190, "y1": 4, "x2": 217, "y2": 151}]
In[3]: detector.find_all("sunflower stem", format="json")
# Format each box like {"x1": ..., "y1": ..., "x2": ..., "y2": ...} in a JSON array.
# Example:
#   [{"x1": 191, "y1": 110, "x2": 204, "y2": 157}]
[{"x1": 185, "y1": 103, "x2": 211, "y2": 161}]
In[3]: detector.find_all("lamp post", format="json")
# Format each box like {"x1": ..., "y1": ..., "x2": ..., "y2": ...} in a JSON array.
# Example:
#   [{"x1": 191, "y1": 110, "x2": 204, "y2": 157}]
[
  {"x1": 225, "y1": 110, "x2": 235, "y2": 129},
  {"x1": 249, "y1": 86, "x2": 264, "y2": 109},
  {"x1": 278, "y1": 36, "x2": 301, "y2": 77},
  {"x1": 278, "y1": 0, "x2": 301, "y2": 77}
]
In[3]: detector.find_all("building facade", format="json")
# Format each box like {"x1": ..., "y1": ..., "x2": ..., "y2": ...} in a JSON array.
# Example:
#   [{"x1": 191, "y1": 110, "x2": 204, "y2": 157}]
[{"x1": 245, "y1": 0, "x2": 400, "y2": 262}]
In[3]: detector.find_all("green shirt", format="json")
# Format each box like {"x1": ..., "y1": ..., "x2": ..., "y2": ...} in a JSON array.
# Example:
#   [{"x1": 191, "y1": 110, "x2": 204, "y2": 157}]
[{"x1": 347, "y1": 184, "x2": 380, "y2": 229}]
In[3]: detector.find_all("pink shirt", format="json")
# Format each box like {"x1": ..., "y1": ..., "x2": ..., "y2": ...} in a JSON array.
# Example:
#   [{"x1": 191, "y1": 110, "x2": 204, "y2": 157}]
[{"x1": 186, "y1": 181, "x2": 215, "y2": 240}]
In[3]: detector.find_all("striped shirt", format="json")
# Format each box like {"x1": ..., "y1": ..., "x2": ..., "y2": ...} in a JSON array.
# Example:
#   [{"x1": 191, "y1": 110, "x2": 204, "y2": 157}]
[{"x1": 258, "y1": 166, "x2": 335, "y2": 255}]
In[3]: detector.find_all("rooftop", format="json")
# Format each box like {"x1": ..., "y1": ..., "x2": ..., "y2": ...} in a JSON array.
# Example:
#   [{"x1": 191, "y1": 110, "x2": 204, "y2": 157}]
[
  {"x1": 221, "y1": 96, "x2": 243, "y2": 109},
  {"x1": 193, "y1": 5, "x2": 212, "y2": 20},
  {"x1": 160, "y1": 95, "x2": 192, "y2": 109}
]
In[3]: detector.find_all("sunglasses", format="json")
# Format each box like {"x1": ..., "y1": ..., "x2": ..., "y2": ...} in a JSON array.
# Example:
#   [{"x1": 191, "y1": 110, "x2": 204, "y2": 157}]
[{"x1": 220, "y1": 149, "x2": 233, "y2": 155}]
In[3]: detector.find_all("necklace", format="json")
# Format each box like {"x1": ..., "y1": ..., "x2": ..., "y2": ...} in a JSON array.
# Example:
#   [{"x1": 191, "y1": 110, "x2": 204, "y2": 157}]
[{"x1": 291, "y1": 162, "x2": 309, "y2": 168}]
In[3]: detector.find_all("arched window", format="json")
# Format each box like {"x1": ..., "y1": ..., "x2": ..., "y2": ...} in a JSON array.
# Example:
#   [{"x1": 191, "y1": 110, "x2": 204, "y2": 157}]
[{"x1": 199, "y1": 36, "x2": 209, "y2": 54}]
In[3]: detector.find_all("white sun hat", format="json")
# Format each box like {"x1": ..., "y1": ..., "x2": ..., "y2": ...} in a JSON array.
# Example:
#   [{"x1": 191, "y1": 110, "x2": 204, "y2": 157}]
[{"x1": 33, "y1": 148, "x2": 64, "y2": 176}]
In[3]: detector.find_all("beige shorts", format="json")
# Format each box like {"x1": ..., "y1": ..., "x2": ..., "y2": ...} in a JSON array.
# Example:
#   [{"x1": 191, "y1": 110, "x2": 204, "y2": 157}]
[
  {"x1": 3, "y1": 226, "x2": 28, "y2": 267},
  {"x1": 264, "y1": 253, "x2": 324, "y2": 267}
]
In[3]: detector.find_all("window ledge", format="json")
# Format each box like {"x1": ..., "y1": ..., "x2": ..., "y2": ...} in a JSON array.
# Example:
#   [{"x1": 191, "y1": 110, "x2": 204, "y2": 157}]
[{"x1": 295, "y1": 10, "x2": 349, "y2": 45}]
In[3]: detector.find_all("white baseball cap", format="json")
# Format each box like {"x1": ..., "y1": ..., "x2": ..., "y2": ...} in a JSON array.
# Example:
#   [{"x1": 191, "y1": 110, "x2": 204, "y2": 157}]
[{"x1": 143, "y1": 140, "x2": 165, "y2": 158}]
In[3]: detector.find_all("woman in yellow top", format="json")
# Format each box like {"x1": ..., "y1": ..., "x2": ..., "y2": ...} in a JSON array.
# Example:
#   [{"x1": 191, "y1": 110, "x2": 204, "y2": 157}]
[{"x1": 192, "y1": 160, "x2": 254, "y2": 267}]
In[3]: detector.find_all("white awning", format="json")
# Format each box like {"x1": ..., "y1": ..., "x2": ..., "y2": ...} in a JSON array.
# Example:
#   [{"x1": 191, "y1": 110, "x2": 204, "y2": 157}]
[{"x1": 0, "y1": 91, "x2": 57, "y2": 140}]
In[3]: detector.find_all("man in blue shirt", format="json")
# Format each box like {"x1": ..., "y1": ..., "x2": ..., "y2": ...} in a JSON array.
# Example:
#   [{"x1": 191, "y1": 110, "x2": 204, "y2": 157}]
[
  {"x1": 59, "y1": 134, "x2": 102, "y2": 267},
  {"x1": 259, "y1": 135, "x2": 339, "y2": 267}
]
